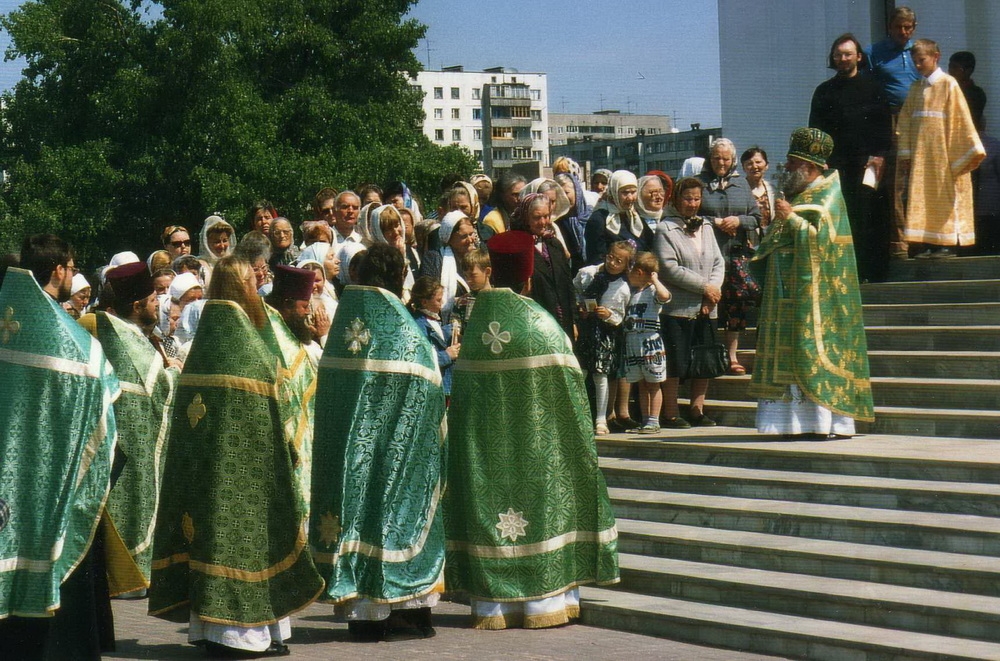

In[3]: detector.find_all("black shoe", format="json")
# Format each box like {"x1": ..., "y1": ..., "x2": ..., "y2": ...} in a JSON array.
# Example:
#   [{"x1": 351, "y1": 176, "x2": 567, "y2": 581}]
[
  {"x1": 348, "y1": 620, "x2": 386, "y2": 643},
  {"x1": 204, "y1": 641, "x2": 290, "y2": 659},
  {"x1": 691, "y1": 414, "x2": 717, "y2": 427},
  {"x1": 385, "y1": 608, "x2": 436, "y2": 641},
  {"x1": 827, "y1": 433, "x2": 853, "y2": 440},
  {"x1": 660, "y1": 416, "x2": 692, "y2": 429},
  {"x1": 929, "y1": 247, "x2": 956, "y2": 259},
  {"x1": 609, "y1": 416, "x2": 640, "y2": 432}
]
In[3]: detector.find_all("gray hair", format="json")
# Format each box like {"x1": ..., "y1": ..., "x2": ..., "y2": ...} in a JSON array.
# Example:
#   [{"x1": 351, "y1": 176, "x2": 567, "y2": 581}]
[{"x1": 710, "y1": 138, "x2": 737, "y2": 159}]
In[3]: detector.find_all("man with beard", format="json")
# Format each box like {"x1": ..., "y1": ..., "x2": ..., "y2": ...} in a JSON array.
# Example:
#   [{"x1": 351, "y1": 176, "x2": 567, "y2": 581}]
[
  {"x1": 97, "y1": 262, "x2": 178, "y2": 598},
  {"x1": 810, "y1": 33, "x2": 892, "y2": 282},
  {"x1": 265, "y1": 264, "x2": 329, "y2": 367},
  {"x1": 0, "y1": 234, "x2": 121, "y2": 660},
  {"x1": 748, "y1": 128, "x2": 874, "y2": 440}
]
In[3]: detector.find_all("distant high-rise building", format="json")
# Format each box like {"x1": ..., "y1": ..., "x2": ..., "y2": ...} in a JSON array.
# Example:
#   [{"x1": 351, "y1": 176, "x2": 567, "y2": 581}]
[
  {"x1": 412, "y1": 66, "x2": 548, "y2": 173},
  {"x1": 548, "y1": 111, "x2": 672, "y2": 147}
]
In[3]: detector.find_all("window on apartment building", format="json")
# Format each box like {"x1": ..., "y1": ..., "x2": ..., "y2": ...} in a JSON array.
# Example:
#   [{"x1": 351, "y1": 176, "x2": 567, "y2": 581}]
[
  {"x1": 510, "y1": 106, "x2": 530, "y2": 118},
  {"x1": 533, "y1": 150, "x2": 543, "y2": 161},
  {"x1": 512, "y1": 147, "x2": 530, "y2": 159},
  {"x1": 472, "y1": 108, "x2": 482, "y2": 120},
  {"x1": 491, "y1": 126, "x2": 513, "y2": 140},
  {"x1": 472, "y1": 88, "x2": 481, "y2": 100},
  {"x1": 628, "y1": 128, "x2": 634, "y2": 135},
  {"x1": 433, "y1": 108, "x2": 443, "y2": 119},
  {"x1": 451, "y1": 108, "x2": 460, "y2": 119},
  {"x1": 531, "y1": 130, "x2": 542, "y2": 140},
  {"x1": 434, "y1": 129, "x2": 444, "y2": 141},
  {"x1": 492, "y1": 148, "x2": 508, "y2": 161},
  {"x1": 531, "y1": 110, "x2": 541, "y2": 121},
  {"x1": 451, "y1": 87, "x2": 460, "y2": 99},
  {"x1": 452, "y1": 129, "x2": 461, "y2": 141},
  {"x1": 557, "y1": 127, "x2": 563, "y2": 134},
  {"x1": 530, "y1": 89, "x2": 541, "y2": 100},
  {"x1": 567, "y1": 126, "x2": 578, "y2": 133},
  {"x1": 433, "y1": 87, "x2": 443, "y2": 99},
  {"x1": 473, "y1": 129, "x2": 482, "y2": 140},
  {"x1": 474, "y1": 150, "x2": 483, "y2": 161}
]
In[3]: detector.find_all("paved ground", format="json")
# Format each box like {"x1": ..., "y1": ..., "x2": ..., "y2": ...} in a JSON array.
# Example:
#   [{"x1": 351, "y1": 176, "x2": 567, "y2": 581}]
[{"x1": 107, "y1": 597, "x2": 786, "y2": 660}]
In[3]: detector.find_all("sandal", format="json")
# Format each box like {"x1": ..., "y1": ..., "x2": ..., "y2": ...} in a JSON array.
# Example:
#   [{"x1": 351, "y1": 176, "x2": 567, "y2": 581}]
[{"x1": 728, "y1": 363, "x2": 746, "y2": 376}]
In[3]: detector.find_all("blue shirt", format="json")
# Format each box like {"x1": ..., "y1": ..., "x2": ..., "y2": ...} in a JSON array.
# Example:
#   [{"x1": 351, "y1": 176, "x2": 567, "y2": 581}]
[{"x1": 865, "y1": 37, "x2": 919, "y2": 110}]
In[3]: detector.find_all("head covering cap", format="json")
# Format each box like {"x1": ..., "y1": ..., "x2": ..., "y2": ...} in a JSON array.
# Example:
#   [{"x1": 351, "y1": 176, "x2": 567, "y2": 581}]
[
  {"x1": 788, "y1": 127, "x2": 834, "y2": 168},
  {"x1": 71, "y1": 273, "x2": 91, "y2": 296},
  {"x1": 169, "y1": 272, "x2": 203, "y2": 301},
  {"x1": 271, "y1": 264, "x2": 315, "y2": 302},
  {"x1": 469, "y1": 173, "x2": 492, "y2": 186},
  {"x1": 439, "y1": 210, "x2": 469, "y2": 245},
  {"x1": 510, "y1": 192, "x2": 547, "y2": 232},
  {"x1": 487, "y1": 230, "x2": 535, "y2": 289},
  {"x1": 110, "y1": 251, "x2": 141, "y2": 268},
  {"x1": 297, "y1": 241, "x2": 332, "y2": 266},
  {"x1": 105, "y1": 261, "x2": 154, "y2": 305}
]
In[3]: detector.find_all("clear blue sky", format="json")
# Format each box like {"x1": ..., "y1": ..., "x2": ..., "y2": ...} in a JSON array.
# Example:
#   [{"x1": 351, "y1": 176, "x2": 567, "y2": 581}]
[{"x1": 1, "y1": 0, "x2": 723, "y2": 127}]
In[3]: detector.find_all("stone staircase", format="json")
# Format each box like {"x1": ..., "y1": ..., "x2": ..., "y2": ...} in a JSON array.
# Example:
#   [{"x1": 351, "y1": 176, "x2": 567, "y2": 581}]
[{"x1": 579, "y1": 257, "x2": 1000, "y2": 659}]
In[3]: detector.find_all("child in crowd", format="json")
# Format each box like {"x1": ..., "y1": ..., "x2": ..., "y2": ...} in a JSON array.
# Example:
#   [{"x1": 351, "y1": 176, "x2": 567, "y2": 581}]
[
  {"x1": 453, "y1": 248, "x2": 492, "y2": 340},
  {"x1": 624, "y1": 252, "x2": 672, "y2": 434},
  {"x1": 573, "y1": 240, "x2": 635, "y2": 436},
  {"x1": 410, "y1": 276, "x2": 460, "y2": 399}
]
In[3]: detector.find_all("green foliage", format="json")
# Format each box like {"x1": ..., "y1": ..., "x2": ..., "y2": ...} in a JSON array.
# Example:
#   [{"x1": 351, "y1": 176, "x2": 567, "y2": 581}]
[{"x1": 0, "y1": 0, "x2": 477, "y2": 266}]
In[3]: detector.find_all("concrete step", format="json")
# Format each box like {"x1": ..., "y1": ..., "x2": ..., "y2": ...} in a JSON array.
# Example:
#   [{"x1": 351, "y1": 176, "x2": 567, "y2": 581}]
[
  {"x1": 615, "y1": 518, "x2": 1000, "y2": 597},
  {"x1": 885, "y1": 255, "x2": 1000, "y2": 282},
  {"x1": 737, "y1": 350, "x2": 1000, "y2": 380},
  {"x1": 862, "y1": 302, "x2": 1000, "y2": 326},
  {"x1": 616, "y1": 552, "x2": 1000, "y2": 642},
  {"x1": 608, "y1": 487, "x2": 1000, "y2": 556},
  {"x1": 599, "y1": 457, "x2": 1000, "y2": 516},
  {"x1": 736, "y1": 325, "x2": 1000, "y2": 352},
  {"x1": 596, "y1": 434, "x2": 1000, "y2": 483},
  {"x1": 708, "y1": 375, "x2": 1000, "y2": 411},
  {"x1": 700, "y1": 398, "x2": 1000, "y2": 440},
  {"x1": 860, "y1": 278, "x2": 1000, "y2": 304},
  {"x1": 579, "y1": 586, "x2": 1000, "y2": 660}
]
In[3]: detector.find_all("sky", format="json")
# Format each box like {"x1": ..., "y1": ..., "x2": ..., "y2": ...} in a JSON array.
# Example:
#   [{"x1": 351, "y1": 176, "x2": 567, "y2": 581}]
[{"x1": 1, "y1": 0, "x2": 723, "y2": 127}]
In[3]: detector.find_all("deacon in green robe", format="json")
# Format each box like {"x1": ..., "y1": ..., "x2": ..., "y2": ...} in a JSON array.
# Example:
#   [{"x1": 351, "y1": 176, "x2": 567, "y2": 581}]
[
  {"x1": 446, "y1": 229, "x2": 618, "y2": 631},
  {"x1": 310, "y1": 244, "x2": 446, "y2": 641},
  {"x1": 149, "y1": 299, "x2": 323, "y2": 656},
  {"x1": 0, "y1": 254, "x2": 120, "y2": 660},
  {"x1": 749, "y1": 128, "x2": 875, "y2": 438}
]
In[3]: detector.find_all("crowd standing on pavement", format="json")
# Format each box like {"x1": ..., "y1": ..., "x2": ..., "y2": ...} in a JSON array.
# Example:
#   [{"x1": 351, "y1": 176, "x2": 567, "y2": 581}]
[{"x1": 0, "y1": 6, "x2": 995, "y2": 659}]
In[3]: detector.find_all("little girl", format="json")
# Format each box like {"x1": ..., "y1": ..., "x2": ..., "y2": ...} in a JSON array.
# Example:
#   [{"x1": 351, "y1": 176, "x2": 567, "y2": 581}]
[
  {"x1": 410, "y1": 276, "x2": 460, "y2": 400},
  {"x1": 573, "y1": 240, "x2": 635, "y2": 435}
]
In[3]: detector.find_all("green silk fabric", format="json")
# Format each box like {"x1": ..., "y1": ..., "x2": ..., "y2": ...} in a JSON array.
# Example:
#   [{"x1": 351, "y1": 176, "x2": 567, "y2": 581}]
[
  {"x1": 95, "y1": 312, "x2": 177, "y2": 593},
  {"x1": 310, "y1": 285, "x2": 446, "y2": 605},
  {"x1": 748, "y1": 171, "x2": 875, "y2": 421},
  {"x1": 445, "y1": 288, "x2": 619, "y2": 601},
  {"x1": 260, "y1": 305, "x2": 316, "y2": 513},
  {"x1": 0, "y1": 268, "x2": 120, "y2": 617},
  {"x1": 149, "y1": 300, "x2": 322, "y2": 626}
]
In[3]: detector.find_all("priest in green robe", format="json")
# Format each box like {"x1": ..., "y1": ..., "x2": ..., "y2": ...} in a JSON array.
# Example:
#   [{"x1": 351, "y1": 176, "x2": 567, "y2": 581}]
[
  {"x1": 149, "y1": 299, "x2": 323, "y2": 657},
  {"x1": 748, "y1": 127, "x2": 875, "y2": 439},
  {"x1": 0, "y1": 235, "x2": 120, "y2": 660},
  {"x1": 97, "y1": 262, "x2": 178, "y2": 597},
  {"x1": 310, "y1": 243, "x2": 446, "y2": 641},
  {"x1": 444, "y1": 231, "x2": 619, "y2": 630}
]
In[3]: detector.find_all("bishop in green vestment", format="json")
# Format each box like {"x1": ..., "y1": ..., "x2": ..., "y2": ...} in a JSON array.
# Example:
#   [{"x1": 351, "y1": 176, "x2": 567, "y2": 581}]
[
  {"x1": 749, "y1": 128, "x2": 875, "y2": 437},
  {"x1": 445, "y1": 286, "x2": 619, "y2": 630}
]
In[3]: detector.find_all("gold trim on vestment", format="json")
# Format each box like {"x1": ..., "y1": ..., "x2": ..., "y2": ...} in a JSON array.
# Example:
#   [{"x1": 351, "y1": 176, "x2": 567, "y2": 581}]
[
  {"x1": 454, "y1": 352, "x2": 581, "y2": 373},
  {"x1": 179, "y1": 373, "x2": 277, "y2": 399},
  {"x1": 0, "y1": 346, "x2": 103, "y2": 378},
  {"x1": 0, "y1": 557, "x2": 51, "y2": 573},
  {"x1": 150, "y1": 523, "x2": 309, "y2": 582},
  {"x1": 319, "y1": 356, "x2": 441, "y2": 387},
  {"x1": 320, "y1": 569, "x2": 446, "y2": 606},
  {"x1": 311, "y1": 483, "x2": 442, "y2": 565},
  {"x1": 460, "y1": 577, "x2": 621, "y2": 605},
  {"x1": 446, "y1": 525, "x2": 618, "y2": 559}
]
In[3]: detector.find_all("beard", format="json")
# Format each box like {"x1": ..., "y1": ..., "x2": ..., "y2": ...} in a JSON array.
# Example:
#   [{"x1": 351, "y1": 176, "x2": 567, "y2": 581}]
[
  {"x1": 283, "y1": 310, "x2": 314, "y2": 345},
  {"x1": 778, "y1": 167, "x2": 811, "y2": 199}
]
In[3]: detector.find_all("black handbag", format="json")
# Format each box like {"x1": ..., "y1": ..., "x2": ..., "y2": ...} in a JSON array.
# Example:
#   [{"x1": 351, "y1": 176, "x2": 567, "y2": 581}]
[{"x1": 687, "y1": 314, "x2": 730, "y2": 379}]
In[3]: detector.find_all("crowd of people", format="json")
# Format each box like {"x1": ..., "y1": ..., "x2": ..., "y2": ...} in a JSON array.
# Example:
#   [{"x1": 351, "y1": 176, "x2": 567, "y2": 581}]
[{"x1": 0, "y1": 6, "x2": 993, "y2": 659}]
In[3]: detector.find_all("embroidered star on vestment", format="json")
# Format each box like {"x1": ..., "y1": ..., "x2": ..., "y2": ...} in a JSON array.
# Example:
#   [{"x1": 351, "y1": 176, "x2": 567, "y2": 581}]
[{"x1": 496, "y1": 508, "x2": 529, "y2": 542}]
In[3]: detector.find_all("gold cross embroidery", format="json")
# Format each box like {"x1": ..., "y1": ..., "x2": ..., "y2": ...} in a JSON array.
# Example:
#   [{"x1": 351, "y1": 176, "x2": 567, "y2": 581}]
[
  {"x1": 1, "y1": 307, "x2": 21, "y2": 344},
  {"x1": 187, "y1": 393, "x2": 207, "y2": 428}
]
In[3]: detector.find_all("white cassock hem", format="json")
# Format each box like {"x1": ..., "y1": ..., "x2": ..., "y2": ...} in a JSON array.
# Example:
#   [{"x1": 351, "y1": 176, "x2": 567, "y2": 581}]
[
  {"x1": 188, "y1": 616, "x2": 291, "y2": 652},
  {"x1": 756, "y1": 385, "x2": 855, "y2": 435}
]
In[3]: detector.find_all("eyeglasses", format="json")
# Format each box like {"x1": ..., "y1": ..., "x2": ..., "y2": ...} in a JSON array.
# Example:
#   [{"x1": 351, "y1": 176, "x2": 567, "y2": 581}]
[
  {"x1": 65, "y1": 263, "x2": 80, "y2": 275},
  {"x1": 170, "y1": 240, "x2": 191, "y2": 248},
  {"x1": 319, "y1": 207, "x2": 335, "y2": 215},
  {"x1": 272, "y1": 230, "x2": 293, "y2": 237}
]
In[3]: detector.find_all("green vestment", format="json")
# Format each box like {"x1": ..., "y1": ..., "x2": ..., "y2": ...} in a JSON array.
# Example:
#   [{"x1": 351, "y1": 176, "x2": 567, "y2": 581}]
[
  {"x1": 748, "y1": 170, "x2": 875, "y2": 421},
  {"x1": 445, "y1": 288, "x2": 619, "y2": 601},
  {"x1": 0, "y1": 268, "x2": 120, "y2": 618},
  {"x1": 310, "y1": 286, "x2": 446, "y2": 605},
  {"x1": 260, "y1": 305, "x2": 316, "y2": 513},
  {"x1": 94, "y1": 312, "x2": 177, "y2": 595},
  {"x1": 149, "y1": 300, "x2": 322, "y2": 626}
]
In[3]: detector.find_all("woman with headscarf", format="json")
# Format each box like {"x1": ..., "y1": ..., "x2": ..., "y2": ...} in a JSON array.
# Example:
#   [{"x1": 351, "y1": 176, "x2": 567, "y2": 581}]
[
  {"x1": 510, "y1": 193, "x2": 576, "y2": 339},
  {"x1": 554, "y1": 172, "x2": 593, "y2": 273},
  {"x1": 267, "y1": 217, "x2": 300, "y2": 270},
  {"x1": 296, "y1": 246, "x2": 339, "y2": 348},
  {"x1": 336, "y1": 241, "x2": 367, "y2": 295},
  {"x1": 418, "y1": 210, "x2": 476, "y2": 321},
  {"x1": 699, "y1": 138, "x2": 763, "y2": 375},
  {"x1": 636, "y1": 171, "x2": 674, "y2": 233},
  {"x1": 197, "y1": 215, "x2": 235, "y2": 285},
  {"x1": 584, "y1": 170, "x2": 652, "y2": 264},
  {"x1": 470, "y1": 174, "x2": 494, "y2": 221},
  {"x1": 447, "y1": 182, "x2": 494, "y2": 244},
  {"x1": 368, "y1": 204, "x2": 416, "y2": 301},
  {"x1": 483, "y1": 171, "x2": 527, "y2": 235}
]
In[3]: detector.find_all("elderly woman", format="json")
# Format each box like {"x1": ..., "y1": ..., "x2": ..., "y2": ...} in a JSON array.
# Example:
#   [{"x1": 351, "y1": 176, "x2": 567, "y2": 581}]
[
  {"x1": 483, "y1": 171, "x2": 527, "y2": 235},
  {"x1": 510, "y1": 193, "x2": 576, "y2": 339},
  {"x1": 699, "y1": 138, "x2": 762, "y2": 375},
  {"x1": 418, "y1": 210, "x2": 477, "y2": 320},
  {"x1": 268, "y1": 217, "x2": 300, "y2": 269},
  {"x1": 636, "y1": 172, "x2": 673, "y2": 233},
  {"x1": 554, "y1": 171, "x2": 593, "y2": 273},
  {"x1": 585, "y1": 170, "x2": 652, "y2": 264},
  {"x1": 654, "y1": 177, "x2": 725, "y2": 428}
]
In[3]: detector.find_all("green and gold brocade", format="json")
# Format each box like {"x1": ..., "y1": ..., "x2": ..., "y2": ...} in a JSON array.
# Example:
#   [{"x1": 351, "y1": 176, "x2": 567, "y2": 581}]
[
  {"x1": 748, "y1": 171, "x2": 875, "y2": 421},
  {"x1": 445, "y1": 288, "x2": 619, "y2": 602},
  {"x1": 149, "y1": 300, "x2": 322, "y2": 626}
]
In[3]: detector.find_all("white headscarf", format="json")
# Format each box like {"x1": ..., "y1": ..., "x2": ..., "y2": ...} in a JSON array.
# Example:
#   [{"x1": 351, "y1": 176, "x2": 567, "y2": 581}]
[
  {"x1": 438, "y1": 210, "x2": 470, "y2": 316},
  {"x1": 70, "y1": 273, "x2": 91, "y2": 296},
  {"x1": 295, "y1": 257, "x2": 339, "y2": 328},
  {"x1": 523, "y1": 178, "x2": 571, "y2": 222},
  {"x1": 336, "y1": 241, "x2": 367, "y2": 286},
  {"x1": 169, "y1": 272, "x2": 203, "y2": 302},
  {"x1": 198, "y1": 215, "x2": 235, "y2": 265},
  {"x1": 357, "y1": 202, "x2": 378, "y2": 245},
  {"x1": 369, "y1": 205, "x2": 406, "y2": 248},
  {"x1": 604, "y1": 170, "x2": 644, "y2": 237},
  {"x1": 296, "y1": 247, "x2": 339, "y2": 301},
  {"x1": 636, "y1": 175, "x2": 667, "y2": 222}
]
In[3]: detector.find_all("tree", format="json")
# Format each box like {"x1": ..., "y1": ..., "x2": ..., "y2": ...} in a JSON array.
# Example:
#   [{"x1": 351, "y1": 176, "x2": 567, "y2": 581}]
[{"x1": 0, "y1": 0, "x2": 476, "y2": 265}]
